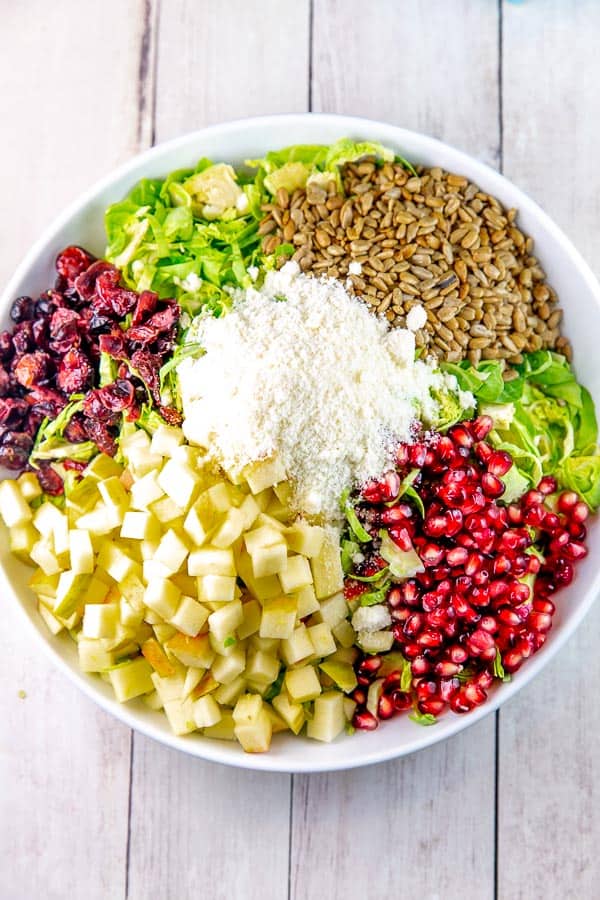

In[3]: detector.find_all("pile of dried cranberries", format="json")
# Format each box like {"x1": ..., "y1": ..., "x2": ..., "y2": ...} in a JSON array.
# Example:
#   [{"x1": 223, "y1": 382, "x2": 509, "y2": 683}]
[
  {"x1": 345, "y1": 415, "x2": 589, "y2": 730},
  {"x1": 0, "y1": 246, "x2": 180, "y2": 491}
]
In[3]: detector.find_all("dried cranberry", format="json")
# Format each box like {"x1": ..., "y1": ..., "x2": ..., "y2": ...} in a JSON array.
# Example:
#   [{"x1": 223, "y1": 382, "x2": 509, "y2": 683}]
[
  {"x1": 64, "y1": 414, "x2": 88, "y2": 443},
  {"x1": 49, "y1": 308, "x2": 81, "y2": 353},
  {"x1": 83, "y1": 417, "x2": 117, "y2": 456},
  {"x1": 0, "y1": 332, "x2": 13, "y2": 362},
  {"x1": 74, "y1": 260, "x2": 116, "y2": 302},
  {"x1": 126, "y1": 304, "x2": 180, "y2": 346},
  {"x1": 130, "y1": 349, "x2": 160, "y2": 402},
  {"x1": 36, "y1": 463, "x2": 64, "y2": 496},
  {"x1": 0, "y1": 431, "x2": 33, "y2": 470},
  {"x1": 132, "y1": 290, "x2": 159, "y2": 326},
  {"x1": 94, "y1": 270, "x2": 138, "y2": 317},
  {"x1": 158, "y1": 405, "x2": 182, "y2": 426},
  {"x1": 55, "y1": 246, "x2": 95, "y2": 284},
  {"x1": 56, "y1": 349, "x2": 94, "y2": 394},
  {"x1": 99, "y1": 329, "x2": 127, "y2": 359},
  {"x1": 0, "y1": 367, "x2": 10, "y2": 397},
  {"x1": 10, "y1": 296, "x2": 35, "y2": 323},
  {"x1": 14, "y1": 351, "x2": 51, "y2": 389},
  {"x1": 0, "y1": 398, "x2": 28, "y2": 426},
  {"x1": 88, "y1": 313, "x2": 114, "y2": 334},
  {"x1": 12, "y1": 322, "x2": 34, "y2": 354},
  {"x1": 27, "y1": 386, "x2": 67, "y2": 419}
]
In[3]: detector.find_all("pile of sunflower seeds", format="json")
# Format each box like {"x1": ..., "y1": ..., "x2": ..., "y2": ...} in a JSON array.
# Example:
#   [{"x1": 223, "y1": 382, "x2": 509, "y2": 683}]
[{"x1": 258, "y1": 160, "x2": 571, "y2": 365}]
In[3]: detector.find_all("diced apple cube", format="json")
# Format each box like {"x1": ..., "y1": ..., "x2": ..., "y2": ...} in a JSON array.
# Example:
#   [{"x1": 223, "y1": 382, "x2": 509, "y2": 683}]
[
  {"x1": 163, "y1": 697, "x2": 197, "y2": 735},
  {"x1": 272, "y1": 692, "x2": 305, "y2": 735},
  {"x1": 151, "y1": 670, "x2": 186, "y2": 703},
  {"x1": 193, "y1": 694, "x2": 222, "y2": 728},
  {"x1": 244, "y1": 524, "x2": 283, "y2": 556},
  {"x1": 203, "y1": 711, "x2": 236, "y2": 741},
  {"x1": 285, "y1": 665, "x2": 322, "y2": 703},
  {"x1": 255, "y1": 512, "x2": 287, "y2": 533},
  {"x1": 260, "y1": 595, "x2": 297, "y2": 640},
  {"x1": 307, "y1": 623, "x2": 336, "y2": 658},
  {"x1": 97, "y1": 544, "x2": 138, "y2": 583},
  {"x1": 29, "y1": 569, "x2": 59, "y2": 597},
  {"x1": 281, "y1": 624, "x2": 314, "y2": 666},
  {"x1": 53, "y1": 571, "x2": 92, "y2": 618},
  {"x1": 120, "y1": 597, "x2": 144, "y2": 629},
  {"x1": 158, "y1": 459, "x2": 199, "y2": 509},
  {"x1": 30, "y1": 540, "x2": 62, "y2": 576},
  {"x1": 98, "y1": 476, "x2": 129, "y2": 510},
  {"x1": 165, "y1": 632, "x2": 215, "y2": 669},
  {"x1": 213, "y1": 676, "x2": 246, "y2": 706},
  {"x1": 238, "y1": 494, "x2": 261, "y2": 530},
  {"x1": 78, "y1": 639, "x2": 116, "y2": 672},
  {"x1": 150, "y1": 496, "x2": 184, "y2": 524},
  {"x1": 142, "y1": 690, "x2": 163, "y2": 710},
  {"x1": 18, "y1": 471, "x2": 42, "y2": 501},
  {"x1": 235, "y1": 551, "x2": 281, "y2": 601},
  {"x1": 250, "y1": 636, "x2": 280, "y2": 655},
  {"x1": 120, "y1": 511, "x2": 159, "y2": 541},
  {"x1": 181, "y1": 667, "x2": 205, "y2": 699},
  {"x1": 197, "y1": 574, "x2": 237, "y2": 604},
  {"x1": 144, "y1": 578, "x2": 181, "y2": 620},
  {"x1": 319, "y1": 660, "x2": 357, "y2": 693},
  {"x1": 316, "y1": 592, "x2": 348, "y2": 629},
  {"x1": 243, "y1": 456, "x2": 287, "y2": 494},
  {"x1": 84, "y1": 454, "x2": 123, "y2": 482},
  {"x1": 141, "y1": 638, "x2": 177, "y2": 677},
  {"x1": 332, "y1": 619, "x2": 357, "y2": 649},
  {"x1": 38, "y1": 602, "x2": 64, "y2": 635},
  {"x1": 154, "y1": 529, "x2": 189, "y2": 574},
  {"x1": 233, "y1": 694, "x2": 273, "y2": 753},
  {"x1": 108, "y1": 657, "x2": 154, "y2": 702},
  {"x1": 251, "y1": 542, "x2": 288, "y2": 579},
  {"x1": 284, "y1": 520, "x2": 325, "y2": 558},
  {"x1": 211, "y1": 646, "x2": 246, "y2": 684},
  {"x1": 82, "y1": 602, "x2": 120, "y2": 639},
  {"x1": 130, "y1": 471, "x2": 164, "y2": 510},
  {"x1": 170, "y1": 595, "x2": 209, "y2": 636},
  {"x1": 0, "y1": 479, "x2": 32, "y2": 528},
  {"x1": 9, "y1": 523, "x2": 37, "y2": 564},
  {"x1": 77, "y1": 503, "x2": 122, "y2": 535},
  {"x1": 265, "y1": 705, "x2": 288, "y2": 734},
  {"x1": 33, "y1": 500, "x2": 63, "y2": 535},
  {"x1": 150, "y1": 424, "x2": 184, "y2": 456},
  {"x1": 188, "y1": 547, "x2": 236, "y2": 577},
  {"x1": 310, "y1": 529, "x2": 344, "y2": 599},
  {"x1": 182, "y1": 506, "x2": 209, "y2": 547},
  {"x1": 212, "y1": 507, "x2": 245, "y2": 549},
  {"x1": 127, "y1": 446, "x2": 164, "y2": 477},
  {"x1": 307, "y1": 692, "x2": 345, "y2": 743},
  {"x1": 119, "y1": 571, "x2": 145, "y2": 609},
  {"x1": 190, "y1": 672, "x2": 219, "y2": 699},
  {"x1": 278, "y1": 555, "x2": 312, "y2": 593},
  {"x1": 68, "y1": 529, "x2": 94, "y2": 575},
  {"x1": 245, "y1": 650, "x2": 280, "y2": 685},
  {"x1": 237, "y1": 599, "x2": 261, "y2": 640},
  {"x1": 208, "y1": 600, "x2": 243, "y2": 642},
  {"x1": 294, "y1": 584, "x2": 320, "y2": 619}
]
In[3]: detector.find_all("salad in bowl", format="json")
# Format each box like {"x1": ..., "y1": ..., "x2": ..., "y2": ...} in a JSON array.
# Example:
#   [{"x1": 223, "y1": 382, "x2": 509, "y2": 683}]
[{"x1": 1, "y1": 121, "x2": 598, "y2": 765}]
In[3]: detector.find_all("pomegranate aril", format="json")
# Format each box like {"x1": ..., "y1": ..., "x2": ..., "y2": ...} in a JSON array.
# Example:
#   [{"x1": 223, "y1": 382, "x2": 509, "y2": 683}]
[
  {"x1": 450, "y1": 689, "x2": 474, "y2": 713},
  {"x1": 359, "y1": 656, "x2": 382, "y2": 675},
  {"x1": 389, "y1": 526, "x2": 414, "y2": 552},
  {"x1": 554, "y1": 559, "x2": 574, "y2": 586},
  {"x1": 558, "y1": 491, "x2": 578, "y2": 513},
  {"x1": 479, "y1": 615, "x2": 498, "y2": 633},
  {"x1": 408, "y1": 443, "x2": 428, "y2": 467},
  {"x1": 474, "y1": 440, "x2": 493, "y2": 464},
  {"x1": 523, "y1": 489, "x2": 543, "y2": 508},
  {"x1": 528, "y1": 611, "x2": 553, "y2": 633},
  {"x1": 378, "y1": 695, "x2": 395, "y2": 719},
  {"x1": 498, "y1": 607, "x2": 522, "y2": 626},
  {"x1": 487, "y1": 450, "x2": 512, "y2": 477},
  {"x1": 463, "y1": 682, "x2": 487, "y2": 706},
  {"x1": 466, "y1": 629, "x2": 496, "y2": 656},
  {"x1": 571, "y1": 501, "x2": 589, "y2": 523},
  {"x1": 471, "y1": 415, "x2": 494, "y2": 441},
  {"x1": 449, "y1": 644, "x2": 469, "y2": 664},
  {"x1": 434, "y1": 435, "x2": 456, "y2": 462},
  {"x1": 380, "y1": 506, "x2": 408, "y2": 525},
  {"x1": 563, "y1": 541, "x2": 587, "y2": 560},
  {"x1": 387, "y1": 587, "x2": 403, "y2": 608},
  {"x1": 420, "y1": 542, "x2": 445, "y2": 567},
  {"x1": 537, "y1": 475, "x2": 557, "y2": 495},
  {"x1": 533, "y1": 598, "x2": 555, "y2": 615},
  {"x1": 404, "y1": 612, "x2": 425, "y2": 637},
  {"x1": 417, "y1": 628, "x2": 444, "y2": 649},
  {"x1": 423, "y1": 514, "x2": 449, "y2": 537},
  {"x1": 418, "y1": 698, "x2": 445, "y2": 716},
  {"x1": 507, "y1": 504, "x2": 523, "y2": 525},
  {"x1": 465, "y1": 552, "x2": 483, "y2": 576},
  {"x1": 434, "y1": 660, "x2": 460, "y2": 677},
  {"x1": 390, "y1": 690, "x2": 413, "y2": 711},
  {"x1": 351, "y1": 688, "x2": 367, "y2": 705},
  {"x1": 353, "y1": 710, "x2": 379, "y2": 731},
  {"x1": 448, "y1": 423, "x2": 474, "y2": 448},
  {"x1": 481, "y1": 472, "x2": 505, "y2": 497}
]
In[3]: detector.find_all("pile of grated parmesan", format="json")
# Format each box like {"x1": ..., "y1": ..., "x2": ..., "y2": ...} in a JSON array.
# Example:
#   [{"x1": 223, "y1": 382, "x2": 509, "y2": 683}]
[{"x1": 178, "y1": 262, "x2": 446, "y2": 520}]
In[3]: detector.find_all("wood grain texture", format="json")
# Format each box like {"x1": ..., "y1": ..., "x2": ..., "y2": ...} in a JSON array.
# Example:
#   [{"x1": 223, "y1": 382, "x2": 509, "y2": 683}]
[
  {"x1": 312, "y1": 0, "x2": 501, "y2": 166},
  {"x1": 289, "y1": 5, "x2": 500, "y2": 898},
  {"x1": 291, "y1": 725, "x2": 496, "y2": 900},
  {"x1": 127, "y1": 737, "x2": 291, "y2": 900},
  {"x1": 0, "y1": 3, "x2": 149, "y2": 898},
  {"x1": 154, "y1": 0, "x2": 311, "y2": 142},
  {"x1": 125, "y1": 5, "x2": 311, "y2": 898},
  {"x1": 498, "y1": 2, "x2": 600, "y2": 897}
]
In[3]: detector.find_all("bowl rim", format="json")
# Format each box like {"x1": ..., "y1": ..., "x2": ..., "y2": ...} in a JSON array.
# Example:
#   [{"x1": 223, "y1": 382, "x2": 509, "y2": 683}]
[{"x1": 2, "y1": 112, "x2": 600, "y2": 773}]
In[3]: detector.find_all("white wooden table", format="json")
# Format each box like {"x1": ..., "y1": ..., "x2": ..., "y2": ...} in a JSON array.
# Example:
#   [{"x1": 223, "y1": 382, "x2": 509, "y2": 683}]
[{"x1": 1, "y1": 2, "x2": 599, "y2": 898}]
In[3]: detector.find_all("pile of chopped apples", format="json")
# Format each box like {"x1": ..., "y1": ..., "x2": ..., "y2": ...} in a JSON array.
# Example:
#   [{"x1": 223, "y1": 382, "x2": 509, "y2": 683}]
[{"x1": 0, "y1": 424, "x2": 361, "y2": 752}]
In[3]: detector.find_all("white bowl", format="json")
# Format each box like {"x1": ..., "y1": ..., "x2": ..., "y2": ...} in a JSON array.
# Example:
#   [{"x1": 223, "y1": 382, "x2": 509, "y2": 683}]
[{"x1": 2, "y1": 114, "x2": 599, "y2": 773}]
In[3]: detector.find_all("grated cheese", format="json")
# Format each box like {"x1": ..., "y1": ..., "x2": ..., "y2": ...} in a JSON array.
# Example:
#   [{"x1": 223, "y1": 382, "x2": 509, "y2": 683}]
[{"x1": 178, "y1": 263, "x2": 444, "y2": 520}]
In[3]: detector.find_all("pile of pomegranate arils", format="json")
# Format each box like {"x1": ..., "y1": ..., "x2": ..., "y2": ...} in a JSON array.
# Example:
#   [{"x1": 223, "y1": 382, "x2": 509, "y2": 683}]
[
  {"x1": 346, "y1": 415, "x2": 590, "y2": 731},
  {"x1": 0, "y1": 246, "x2": 180, "y2": 492}
]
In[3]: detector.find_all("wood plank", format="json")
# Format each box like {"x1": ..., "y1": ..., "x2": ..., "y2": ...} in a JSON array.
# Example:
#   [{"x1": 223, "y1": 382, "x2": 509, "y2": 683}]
[
  {"x1": 290, "y1": 4, "x2": 500, "y2": 898},
  {"x1": 154, "y1": 0, "x2": 311, "y2": 141},
  {"x1": 127, "y1": 736, "x2": 291, "y2": 900},
  {"x1": 312, "y1": 0, "x2": 501, "y2": 166},
  {"x1": 498, "y1": 2, "x2": 600, "y2": 896},
  {"x1": 126, "y1": 5, "x2": 310, "y2": 898},
  {"x1": 0, "y1": 2, "x2": 149, "y2": 898}
]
